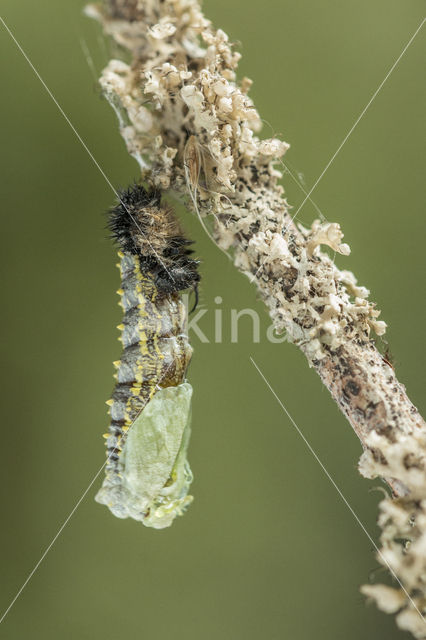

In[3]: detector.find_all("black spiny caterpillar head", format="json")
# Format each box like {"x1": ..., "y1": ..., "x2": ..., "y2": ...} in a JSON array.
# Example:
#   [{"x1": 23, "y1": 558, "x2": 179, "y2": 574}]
[{"x1": 109, "y1": 183, "x2": 200, "y2": 294}]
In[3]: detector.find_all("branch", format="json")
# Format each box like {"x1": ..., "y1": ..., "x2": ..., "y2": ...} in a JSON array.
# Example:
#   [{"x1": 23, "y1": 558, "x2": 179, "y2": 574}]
[{"x1": 86, "y1": 1, "x2": 426, "y2": 635}]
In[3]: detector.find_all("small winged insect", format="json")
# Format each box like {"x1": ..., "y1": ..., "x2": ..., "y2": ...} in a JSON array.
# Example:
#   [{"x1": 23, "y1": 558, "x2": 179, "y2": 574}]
[{"x1": 95, "y1": 184, "x2": 200, "y2": 529}]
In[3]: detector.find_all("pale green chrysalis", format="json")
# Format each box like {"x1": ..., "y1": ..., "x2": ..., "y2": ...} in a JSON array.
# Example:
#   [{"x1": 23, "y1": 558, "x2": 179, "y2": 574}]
[{"x1": 96, "y1": 382, "x2": 194, "y2": 529}]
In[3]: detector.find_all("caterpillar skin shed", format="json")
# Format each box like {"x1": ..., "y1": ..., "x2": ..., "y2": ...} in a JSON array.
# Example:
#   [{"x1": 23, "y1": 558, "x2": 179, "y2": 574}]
[{"x1": 95, "y1": 184, "x2": 199, "y2": 529}]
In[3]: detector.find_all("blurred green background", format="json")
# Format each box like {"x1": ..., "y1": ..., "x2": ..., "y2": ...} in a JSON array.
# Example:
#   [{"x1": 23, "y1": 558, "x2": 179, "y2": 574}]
[{"x1": 0, "y1": 1, "x2": 424, "y2": 639}]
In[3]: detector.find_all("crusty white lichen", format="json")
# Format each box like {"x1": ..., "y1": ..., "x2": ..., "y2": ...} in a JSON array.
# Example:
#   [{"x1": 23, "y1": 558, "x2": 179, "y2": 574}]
[
  {"x1": 87, "y1": 1, "x2": 426, "y2": 636},
  {"x1": 86, "y1": 0, "x2": 386, "y2": 363},
  {"x1": 360, "y1": 430, "x2": 426, "y2": 638}
]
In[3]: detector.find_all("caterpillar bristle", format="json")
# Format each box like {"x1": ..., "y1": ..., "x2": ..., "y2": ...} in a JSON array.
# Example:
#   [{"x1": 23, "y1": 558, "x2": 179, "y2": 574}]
[{"x1": 108, "y1": 183, "x2": 200, "y2": 295}]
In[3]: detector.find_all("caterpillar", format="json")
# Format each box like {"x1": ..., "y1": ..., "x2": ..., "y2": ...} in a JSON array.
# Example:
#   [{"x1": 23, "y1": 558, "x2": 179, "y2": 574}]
[{"x1": 95, "y1": 184, "x2": 199, "y2": 529}]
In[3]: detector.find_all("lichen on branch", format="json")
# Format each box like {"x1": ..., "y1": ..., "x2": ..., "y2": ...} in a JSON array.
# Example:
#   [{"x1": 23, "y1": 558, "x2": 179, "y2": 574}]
[{"x1": 86, "y1": 1, "x2": 426, "y2": 635}]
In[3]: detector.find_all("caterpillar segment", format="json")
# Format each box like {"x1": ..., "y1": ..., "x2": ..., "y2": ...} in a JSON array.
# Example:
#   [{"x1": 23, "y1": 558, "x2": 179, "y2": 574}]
[{"x1": 96, "y1": 252, "x2": 194, "y2": 528}]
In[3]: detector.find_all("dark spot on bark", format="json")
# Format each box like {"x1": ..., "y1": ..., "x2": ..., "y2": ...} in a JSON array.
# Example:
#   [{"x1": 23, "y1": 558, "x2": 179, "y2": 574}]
[
  {"x1": 370, "y1": 447, "x2": 388, "y2": 466},
  {"x1": 250, "y1": 165, "x2": 259, "y2": 182},
  {"x1": 403, "y1": 453, "x2": 424, "y2": 471},
  {"x1": 338, "y1": 357, "x2": 354, "y2": 377},
  {"x1": 345, "y1": 380, "x2": 360, "y2": 396},
  {"x1": 282, "y1": 267, "x2": 298, "y2": 293},
  {"x1": 365, "y1": 401, "x2": 378, "y2": 418},
  {"x1": 354, "y1": 407, "x2": 366, "y2": 420}
]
